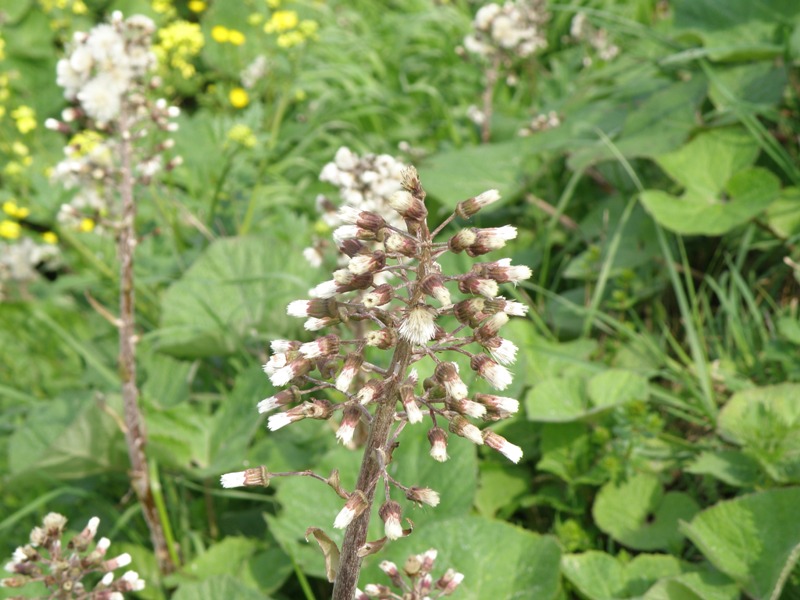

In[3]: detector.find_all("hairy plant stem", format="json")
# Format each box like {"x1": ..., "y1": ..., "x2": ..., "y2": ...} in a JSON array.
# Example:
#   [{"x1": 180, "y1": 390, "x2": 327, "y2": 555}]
[
  {"x1": 480, "y1": 54, "x2": 502, "y2": 144},
  {"x1": 332, "y1": 217, "x2": 434, "y2": 600},
  {"x1": 117, "y1": 109, "x2": 175, "y2": 574}
]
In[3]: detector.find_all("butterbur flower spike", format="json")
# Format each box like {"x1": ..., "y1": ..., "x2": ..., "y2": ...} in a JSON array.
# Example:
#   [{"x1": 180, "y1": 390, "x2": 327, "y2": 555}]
[{"x1": 226, "y1": 167, "x2": 529, "y2": 599}]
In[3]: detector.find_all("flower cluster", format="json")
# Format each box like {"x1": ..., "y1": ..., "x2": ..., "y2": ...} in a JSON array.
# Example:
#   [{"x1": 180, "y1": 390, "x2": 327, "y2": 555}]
[
  {"x1": 463, "y1": 0, "x2": 550, "y2": 60},
  {"x1": 519, "y1": 110, "x2": 561, "y2": 136},
  {"x1": 48, "y1": 12, "x2": 181, "y2": 233},
  {"x1": 222, "y1": 166, "x2": 529, "y2": 540},
  {"x1": 356, "y1": 549, "x2": 464, "y2": 599},
  {"x1": 1, "y1": 512, "x2": 145, "y2": 598},
  {"x1": 304, "y1": 147, "x2": 407, "y2": 267},
  {"x1": 263, "y1": 9, "x2": 319, "y2": 48},
  {"x1": 570, "y1": 12, "x2": 620, "y2": 67},
  {"x1": 154, "y1": 20, "x2": 205, "y2": 80}
]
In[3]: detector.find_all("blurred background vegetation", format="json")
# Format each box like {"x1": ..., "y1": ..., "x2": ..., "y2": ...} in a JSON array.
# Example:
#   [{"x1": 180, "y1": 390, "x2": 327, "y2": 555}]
[{"x1": 1, "y1": 0, "x2": 800, "y2": 598}]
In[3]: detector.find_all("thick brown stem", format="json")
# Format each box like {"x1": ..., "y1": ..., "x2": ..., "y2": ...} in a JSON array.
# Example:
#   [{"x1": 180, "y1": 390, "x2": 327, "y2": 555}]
[
  {"x1": 332, "y1": 213, "x2": 434, "y2": 599},
  {"x1": 117, "y1": 110, "x2": 175, "y2": 574}
]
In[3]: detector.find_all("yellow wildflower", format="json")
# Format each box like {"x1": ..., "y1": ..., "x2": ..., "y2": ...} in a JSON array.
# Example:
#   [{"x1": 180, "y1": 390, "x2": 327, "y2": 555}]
[
  {"x1": 3, "y1": 162, "x2": 22, "y2": 176},
  {"x1": 277, "y1": 31, "x2": 305, "y2": 48},
  {"x1": 211, "y1": 25, "x2": 230, "y2": 43},
  {"x1": 264, "y1": 10, "x2": 299, "y2": 33},
  {"x1": 72, "y1": 0, "x2": 88, "y2": 14},
  {"x1": 294, "y1": 89, "x2": 307, "y2": 101},
  {"x1": 266, "y1": 0, "x2": 281, "y2": 7},
  {"x1": 79, "y1": 218, "x2": 95, "y2": 232},
  {"x1": 68, "y1": 131, "x2": 104, "y2": 157},
  {"x1": 226, "y1": 124, "x2": 257, "y2": 148},
  {"x1": 188, "y1": 0, "x2": 206, "y2": 12},
  {"x1": 3, "y1": 201, "x2": 30, "y2": 219},
  {"x1": 11, "y1": 106, "x2": 37, "y2": 134},
  {"x1": 0, "y1": 37, "x2": 5, "y2": 61},
  {"x1": 299, "y1": 19, "x2": 319, "y2": 37},
  {"x1": 12, "y1": 142, "x2": 29, "y2": 157},
  {"x1": 0, "y1": 220, "x2": 21, "y2": 239},
  {"x1": 156, "y1": 21, "x2": 204, "y2": 79},
  {"x1": 228, "y1": 29, "x2": 246, "y2": 46},
  {"x1": 229, "y1": 88, "x2": 249, "y2": 109},
  {"x1": 43, "y1": 231, "x2": 59, "y2": 244},
  {"x1": 152, "y1": 0, "x2": 173, "y2": 14},
  {"x1": 247, "y1": 13, "x2": 264, "y2": 26}
]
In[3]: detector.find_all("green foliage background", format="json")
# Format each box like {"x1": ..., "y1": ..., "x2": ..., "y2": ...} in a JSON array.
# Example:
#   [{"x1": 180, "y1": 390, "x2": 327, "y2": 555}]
[{"x1": 1, "y1": 0, "x2": 800, "y2": 598}]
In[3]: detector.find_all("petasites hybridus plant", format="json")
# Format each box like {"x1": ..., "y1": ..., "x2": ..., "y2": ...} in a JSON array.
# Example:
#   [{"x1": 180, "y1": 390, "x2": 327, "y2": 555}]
[
  {"x1": 222, "y1": 166, "x2": 529, "y2": 598},
  {"x1": 47, "y1": 11, "x2": 181, "y2": 573},
  {"x1": 0, "y1": 512, "x2": 145, "y2": 598}
]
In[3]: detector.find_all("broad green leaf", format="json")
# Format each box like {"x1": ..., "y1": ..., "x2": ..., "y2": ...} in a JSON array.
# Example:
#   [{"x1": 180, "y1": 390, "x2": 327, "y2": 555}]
[
  {"x1": 171, "y1": 574, "x2": 271, "y2": 600},
  {"x1": 361, "y1": 516, "x2": 562, "y2": 600},
  {"x1": 266, "y1": 424, "x2": 477, "y2": 580},
  {"x1": 717, "y1": 384, "x2": 800, "y2": 483},
  {"x1": 593, "y1": 473, "x2": 699, "y2": 551},
  {"x1": 475, "y1": 462, "x2": 529, "y2": 518},
  {"x1": 640, "y1": 128, "x2": 781, "y2": 235},
  {"x1": 642, "y1": 570, "x2": 740, "y2": 600},
  {"x1": 561, "y1": 551, "x2": 693, "y2": 600},
  {"x1": 526, "y1": 369, "x2": 646, "y2": 422},
  {"x1": 537, "y1": 422, "x2": 606, "y2": 486},
  {"x1": 708, "y1": 62, "x2": 788, "y2": 112},
  {"x1": 8, "y1": 393, "x2": 127, "y2": 479},
  {"x1": 419, "y1": 139, "x2": 529, "y2": 208},
  {"x1": 154, "y1": 224, "x2": 313, "y2": 358},
  {"x1": 141, "y1": 350, "x2": 192, "y2": 409},
  {"x1": 766, "y1": 187, "x2": 800, "y2": 238},
  {"x1": 681, "y1": 487, "x2": 800, "y2": 600},
  {"x1": 686, "y1": 450, "x2": 762, "y2": 487},
  {"x1": 165, "y1": 537, "x2": 259, "y2": 587}
]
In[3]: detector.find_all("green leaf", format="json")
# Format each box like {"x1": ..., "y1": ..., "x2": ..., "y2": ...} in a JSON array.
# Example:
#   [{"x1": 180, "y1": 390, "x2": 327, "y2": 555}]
[
  {"x1": 419, "y1": 139, "x2": 529, "y2": 208},
  {"x1": 681, "y1": 487, "x2": 800, "y2": 600},
  {"x1": 166, "y1": 537, "x2": 259, "y2": 586},
  {"x1": 593, "y1": 473, "x2": 699, "y2": 551},
  {"x1": 766, "y1": 187, "x2": 800, "y2": 239},
  {"x1": 642, "y1": 570, "x2": 740, "y2": 600},
  {"x1": 561, "y1": 551, "x2": 694, "y2": 600},
  {"x1": 526, "y1": 369, "x2": 647, "y2": 422},
  {"x1": 154, "y1": 224, "x2": 314, "y2": 359},
  {"x1": 708, "y1": 62, "x2": 788, "y2": 112},
  {"x1": 361, "y1": 516, "x2": 562, "y2": 600},
  {"x1": 640, "y1": 128, "x2": 781, "y2": 235},
  {"x1": 685, "y1": 450, "x2": 762, "y2": 487},
  {"x1": 475, "y1": 462, "x2": 529, "y2": 518},
  {"x1": 717, "y1": 383, "x2": 800, "y2": 483},
  {"x1": 171, "y1": 574, "x2": 271, "y2": 600},
  {"x1": 8, "y1": 394, "x2": 126, "y2": 479}
]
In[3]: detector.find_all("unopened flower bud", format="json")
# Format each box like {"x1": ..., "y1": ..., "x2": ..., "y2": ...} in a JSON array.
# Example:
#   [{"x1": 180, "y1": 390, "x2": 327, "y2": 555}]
[
  {"x1": 347, "y1": 251, "x2": 386, "y2": 275},
  {"x1": 473, "y1": 258, "x2": 532, "y2": 284},
  {"x1": 362, "y1": 283, "x2": 393, "y2": 308},
  {"x1": 448, "y1": 398, "x2": 487, "y2": 419},
  {"x1": 334, "y1": 490, "x2": 368, "y2": 529},
  {"x1": 336, "y1": 353, "x2": 363, "y2": 392},
  {"x1": 455, "y1": 189, "x2": 500, "y2": 218},
  {"x1": 405, "y1": 486, "x2": 440, "y2": 507},
  {"x1": 258, "y1": 387, "x2": 301, "y2": 413},
  {"x1": 287, "y1": 298, "x2": 339, "y2": 319},
  {"x1": 357, "y1": 379, "x2": 386, "y2": 405},
  {"x1": 364, "y1": 583, "x2": 391, "y2": 598},
  {"x1": 338, "y1": 206, "x2": 387, "y2": 231},
  {"x1": 220, "y1": 465, "x2": 271, "y2": 488},
  {"x1": 434, "y1": 362, "x2": 468, "y2": 400},
  {"x1": 389, "y1": 190, "x2": 427, "y2": 221},
  {"x1": 299, "y1": 334, "x2": 340, "y2": 359},
  {"x1": 474, "y1": 312, "x2": 509, "y2": 339},
  {"x1": 336, "y1": 404, "x2": 361, "y2": 445},
  {"x1": 365, "y1": 328, "x2": 397, "y2": 350},
  {"x1": 470, "y1": 354, "x2": 512, "y2": 390},
  {"x1": 400, "y1": 384, "x2": 423, "y2": 424},
  {"x1": 481, "y1": 336, "x2": 518, "y2": 365},
  {"x1": 379, "y1": 560, "x2": 403, "y2": 587},
  {"x1": 458, "y1": 276, "x2": 499, "y2": 299},
  {"x1": 449, "y1": 415, "x2": 484, "y2": 445},
  {"x1": 466, "y1": 225, "x2": 517, "y2": 256},
  {"x1": 437, "y1": 568, "x2": 465, "y2": 594},
  {"x1": 102, "y1": 552, "x2": 131, "y2": 572},
  {"x1": 454, "y1": 297, "x2": 486, "y2": 326},
  {"x1": 428, "y1": 427, "x2": 449, "y2": 462},
  {"x1": 269, "y1": 358, "x2": 313, "y2": 387},
  {"x1": 305, "y1": 316, "x2": 339, "y2": 331},
  {"x1": 475, "y1": 393, "x2": 519, "y2": 416},
  {"x1": 421, "y1": 274, "x2": 451, "y2": 306},
  {"x1": 448, "y1": 228, "x2": 478, "y2": 253},
  {"x1": 384, "y1": 231, "x2": 417, "y2": 257},
  {"x1": 483, "y1": 430, "x2": 523, "y2": 463},
  {"x1": 379, "y1": 500, "x2": 404, "y2": 540},
  {"x1": 420, "y1": 548, "x2": 438, "y2": 573}
]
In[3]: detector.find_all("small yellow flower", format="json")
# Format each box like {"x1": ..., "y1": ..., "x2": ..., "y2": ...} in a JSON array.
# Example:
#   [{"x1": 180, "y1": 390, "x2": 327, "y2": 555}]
[
  {"x1": 0, "y1": 37, "x2": 5, "y2": 61},
  {"x1": 228, "y1": 29, "x2": 246, "y2": 46},
  {"x1": 211, "y1": 25, "x2": 230, "y2": 43},
  {"x1": 226, "y1": 124, "x2": 257, "y2": 148},
  {"x1": 3, "y1": 201, "x2": 30, "y2": 219},
  {"x1": 264, "y1": 10, "x2": 298, "y2": 33},
  {"x1": 11, "y1": 105, "x2": 37, "y2": 134},
  {"x1": 247, "y1": 13, "x2": 264, "y2": 26},
  {"x1": 152, "y1": 0, "x2": 173, "y2": 14},
  {"x1": 299, "y1": 19, "x2": 319, "y2": 37},
  {"x1": 12, "y1": 141, "x2": 29, "y2": 156},
  {"x1": 294, "y1": 89, "x2": 307, "y2": 101},
  {"x1": 72, "y1": 0, "x2": 88, "y2": 14},
  {"x1": 43, "y1": 231, "x2": 59, "y2": 244},
  {"x1": 0, "y1": 220, "x2": 21, "y2": 239},
  {"x1": 79, "y1": 218, "x2": 95, "y2": 232},
  {"x1": 188, "y1": 0, "x2": 206, "y2": 12},
  {"x1": 229, "y1": 87, "x2": 250, "y2": 108},
  {"x1": 3, "y1": 162, "x2": 22, "y2": 176},
  {"x1": 277, "y1": 31, "x2": 304, "y2": 48},
  {"x1": 266, "y1": 0, "x2": 280, "y2": 7}
]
